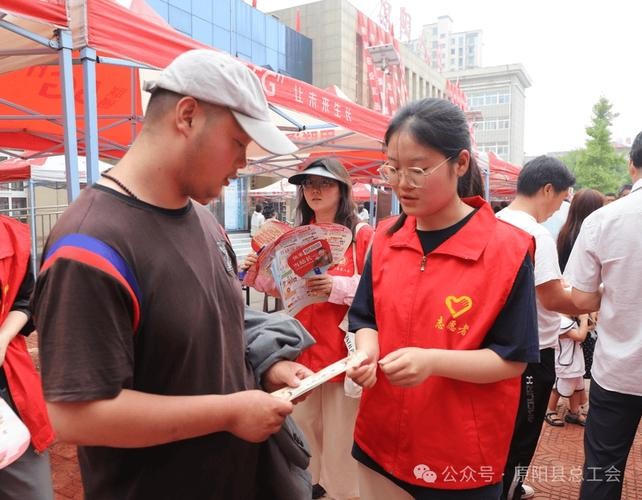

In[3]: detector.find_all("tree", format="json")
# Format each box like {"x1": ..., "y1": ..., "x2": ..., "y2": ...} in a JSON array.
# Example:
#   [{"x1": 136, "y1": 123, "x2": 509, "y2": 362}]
[{"x1": 568, "y1": 97, "x2": 628, "y2": 193}]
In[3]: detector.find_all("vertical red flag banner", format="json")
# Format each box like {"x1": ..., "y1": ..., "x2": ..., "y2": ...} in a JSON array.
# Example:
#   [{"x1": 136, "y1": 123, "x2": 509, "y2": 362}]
[
  {"x1": 446, "y1": 80, "x2": 477, "y2": 150},
  {"x1": 378, "y1": 0, "x2": 391, "y2": 33},
  {"x1": 419, "y1": 39, "x2": 430, "y2": 65},
  {"x1": 356, "y1": 9, "x2": 407, "y2": 116},
  {"x1": 400, "y1": 7, "x2": 411, "y2": 42}
]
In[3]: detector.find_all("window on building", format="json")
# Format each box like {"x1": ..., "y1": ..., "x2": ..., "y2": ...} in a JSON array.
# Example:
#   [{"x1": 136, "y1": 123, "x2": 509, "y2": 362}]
[
  {"x1": 470, "y1": 95, "x2": 484, "y2": 107},
  {"x1": 478, "y1": 143, "x2": 509, "y2": 160},
  {"x1": 485, "y1": 93, "x2": 498, "y2": 105},
  {"x1": 11, "y1": 197, "x2": 27, "y2": 210}
]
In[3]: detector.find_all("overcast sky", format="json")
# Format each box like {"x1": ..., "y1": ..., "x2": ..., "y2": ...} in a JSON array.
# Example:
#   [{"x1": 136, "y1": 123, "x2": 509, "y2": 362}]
[{"x1": 261, "y1": 0, "x2": 641, "y2": 156}]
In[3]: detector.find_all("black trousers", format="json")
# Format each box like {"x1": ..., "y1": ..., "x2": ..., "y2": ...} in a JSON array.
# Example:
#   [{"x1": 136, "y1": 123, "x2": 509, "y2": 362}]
[
  {"x1": 501, "y1": 348, "x2": 555, "y2": 500},
  {"x1": 579, "y1": 380, "x2": 642, "y2": 500}
]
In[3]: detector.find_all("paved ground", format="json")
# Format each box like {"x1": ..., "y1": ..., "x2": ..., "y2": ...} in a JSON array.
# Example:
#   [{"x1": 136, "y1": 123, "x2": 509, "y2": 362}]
[
  {"x1": 46, "y1": 418, "x2": 642, "y2": 499},
  {"x1": 28, "y1": 288, "x2": 642, "y2": 499}
]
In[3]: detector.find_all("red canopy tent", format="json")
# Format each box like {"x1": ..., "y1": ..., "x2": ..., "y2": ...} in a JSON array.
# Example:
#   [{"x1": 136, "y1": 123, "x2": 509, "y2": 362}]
[
  {"x1": 0, "y1": 0, "x2": 68, "y2": 27},
  {"x1": 0, "y1": 0, "x2": 389, "y2": 187},
  {"x1": 0, "y1": 0, "x2": 520, "y2": 199},
  {"x1": 0, "y1": 158, "x2": 30, "y2": 182},
  {"x1": 477, "y1": 151, "x2": 522, "y2": 201},
  {"x1": 352, "y1": 182, "x2": 376, "y2": 202}
]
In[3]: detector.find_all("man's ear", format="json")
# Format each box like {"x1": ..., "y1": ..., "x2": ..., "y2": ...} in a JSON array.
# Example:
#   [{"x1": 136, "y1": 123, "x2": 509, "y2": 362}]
[
  {"x1": 628, "y1": 159, "x2": 637, "y2": 180},
  {"x1": 541, "y1": 183, "x2": 554, "y2": 197},
  {"x1": 175, "y1": 96, "x2": 198, "y2": 135}
]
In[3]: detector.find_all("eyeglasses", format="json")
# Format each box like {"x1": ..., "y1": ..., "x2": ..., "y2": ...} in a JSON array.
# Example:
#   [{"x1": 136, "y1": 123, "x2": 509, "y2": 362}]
[
  {"x1": 378, "y1": 156, "x2": 454, "y2": 188},
  {"x1": 301, "y1": 178, "x2": 338, "y2": 190}
]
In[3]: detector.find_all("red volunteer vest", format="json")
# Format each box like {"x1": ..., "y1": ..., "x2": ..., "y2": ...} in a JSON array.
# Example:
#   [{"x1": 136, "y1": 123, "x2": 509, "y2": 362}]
[
  {"x1": 296, "y1": 223, "x2": 373, "y2": 376},
  {"x1": 0, "y1": 216, "x2": 55, "y2": 452},
  {"x1": 354, "y1": 197, "x2": 534, "y2": 490}
]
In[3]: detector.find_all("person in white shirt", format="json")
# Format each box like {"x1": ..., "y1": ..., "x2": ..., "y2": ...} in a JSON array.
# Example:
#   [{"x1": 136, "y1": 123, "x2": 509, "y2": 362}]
[
  {"x1": 544, "y1": 314, "x2": 590, "y2": 427},
  {"x1": 250, "y1": 203, "x2": 265, "y2": 236},
  {"x1": 357, "y1": 203, "x2": 369, "y2": 222},
  {"x1": 564, "y1": 131, "x2": 642, "y2": 500},
  {"x1": 496, "y1": 156, "x2": 590, "y2": 500}
]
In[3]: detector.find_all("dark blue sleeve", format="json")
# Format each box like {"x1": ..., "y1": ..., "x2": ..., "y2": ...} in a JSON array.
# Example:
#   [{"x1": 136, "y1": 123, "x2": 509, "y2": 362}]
[
  {"x1": 482, "y1": 254, "x2": 540, "y2": 363},
  {"x1": 11, "y1": 256, "x2": 35, "y2": 335},
  {"x1": 348, "y1": 252, "x2": 377, "y2": 332}
]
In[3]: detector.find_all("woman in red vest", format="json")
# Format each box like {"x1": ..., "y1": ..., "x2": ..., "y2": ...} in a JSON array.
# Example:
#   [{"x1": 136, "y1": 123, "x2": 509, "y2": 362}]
[
  {"x1": 347, "y1": 98, "x2": 539, "y2": 500},
  {"x1": 0, "y1": 215, "x2": 55, "y2": 498},
  {"x1": 286, "y1": 158, "x2": 373, "y2": 500}
]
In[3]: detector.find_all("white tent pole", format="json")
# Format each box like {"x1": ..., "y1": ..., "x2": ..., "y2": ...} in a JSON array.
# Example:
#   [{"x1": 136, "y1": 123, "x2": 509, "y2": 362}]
[
  {"x1": 81, "y1": 47, "x2": 100, "y2": 185},
  {"x1": 391, "y1": 192, "x2": 400, "y2": 215},
  {"x1": 28, "y1": 179, "x2": 38, "y2": 276},
  {"x1": 485, "y1": 162, "x2": 490, "y2": 200},
  {"x1": 130, "y1": 67, "x2": 137, "y2": 144},
  {"x1": 56, "y1": 29, "x2": 80, "y2": 201},
  {"x1": 369, "y1": 182, "x2": 375, "y2": 225}
]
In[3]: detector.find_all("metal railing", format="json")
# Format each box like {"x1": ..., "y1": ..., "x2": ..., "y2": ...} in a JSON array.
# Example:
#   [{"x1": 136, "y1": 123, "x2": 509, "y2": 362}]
[{"x1": 0, "y1": 205, "x2": 67, "y2": 268}]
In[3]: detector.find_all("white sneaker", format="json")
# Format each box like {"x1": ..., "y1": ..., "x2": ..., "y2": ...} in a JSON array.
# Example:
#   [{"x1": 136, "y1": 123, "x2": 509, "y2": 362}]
[{"x1": 520, "y1": 484, "x2": 535, "y2": 499}]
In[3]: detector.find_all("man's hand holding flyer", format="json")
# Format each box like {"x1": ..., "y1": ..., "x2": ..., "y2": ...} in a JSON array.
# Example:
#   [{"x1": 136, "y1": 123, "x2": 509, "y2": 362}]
[{"x1": 271, "y1": 352, "x2": 368, "y2": 401}]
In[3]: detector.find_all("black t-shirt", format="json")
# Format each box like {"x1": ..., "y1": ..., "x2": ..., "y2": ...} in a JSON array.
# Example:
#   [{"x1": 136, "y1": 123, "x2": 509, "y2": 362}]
[{"x1": 33, "y1": 186, "x2": 259, "y2": 499}]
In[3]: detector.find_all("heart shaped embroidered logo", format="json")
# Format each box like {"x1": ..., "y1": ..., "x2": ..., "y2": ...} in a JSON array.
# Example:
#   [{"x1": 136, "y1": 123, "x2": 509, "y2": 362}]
[{"x1": 445, "y1": 295, "x2": 473, "y2": 319}]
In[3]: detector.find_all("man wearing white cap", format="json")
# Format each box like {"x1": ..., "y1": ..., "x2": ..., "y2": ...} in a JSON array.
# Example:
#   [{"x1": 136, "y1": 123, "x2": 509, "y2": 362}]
[{"x1": 32, "y1": 50, "x2": 308, "y2": 499}]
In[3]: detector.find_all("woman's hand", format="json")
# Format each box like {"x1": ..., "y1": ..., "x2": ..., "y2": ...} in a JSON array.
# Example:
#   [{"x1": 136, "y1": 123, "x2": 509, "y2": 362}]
[
  {"x1": 305, "y1": 274, "x2": 333, "y2": 297},
  {"x1": 346, "y1": 329, "x2": 380, "y2": 389},
  {"x1": 347, "y1": 353, "x2": 378, "y2": 388},
  {"x1": 241, "y1": 251, "x2": 258, "y2": 271},
  {"x1": 378, "y1": 348, "x2": 433, "y2": 387}
]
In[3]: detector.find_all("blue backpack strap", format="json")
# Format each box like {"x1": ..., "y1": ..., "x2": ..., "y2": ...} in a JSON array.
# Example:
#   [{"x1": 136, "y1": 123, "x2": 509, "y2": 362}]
[{"x1": 41, "y1": 233, "x2": 141, "y2": 332}]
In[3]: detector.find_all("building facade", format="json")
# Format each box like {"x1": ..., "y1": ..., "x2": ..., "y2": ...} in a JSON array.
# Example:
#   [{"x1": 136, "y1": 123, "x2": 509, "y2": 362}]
[
  {"x1": 411, "y1": 15, "x2": 482, "y2": 73},
  {"x1": 270, "y1": 0, "x2": 446, "y2": 113},
  {"x1": 446, "y1": 64, "x2": 532, "y2": 165},
  {"x1": 147, "y1": 0, "x2": 312, "y2": 82}
]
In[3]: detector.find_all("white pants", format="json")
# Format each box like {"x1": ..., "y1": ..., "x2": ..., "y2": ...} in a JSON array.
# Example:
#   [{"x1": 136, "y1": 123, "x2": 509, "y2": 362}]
[
  {"x1": 293, "y1": 382, "x2": 360, "y2": 499},
  {"x1": 357, "y1": 463, "x2": 413, "y2": 500}
]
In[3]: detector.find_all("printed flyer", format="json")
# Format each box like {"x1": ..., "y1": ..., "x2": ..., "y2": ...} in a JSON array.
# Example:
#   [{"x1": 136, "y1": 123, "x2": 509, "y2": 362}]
[{"x1": 243, "y1": 223, "x2": 352, "y2": 315}]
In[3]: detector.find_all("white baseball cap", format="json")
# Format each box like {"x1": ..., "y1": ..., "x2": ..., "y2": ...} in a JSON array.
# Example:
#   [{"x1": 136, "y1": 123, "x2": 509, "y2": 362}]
[
  {"x1": 144, "y1": 49, "x2": 297, "y2": 156},
  {"x1": 288, "y1": 158, "x2": 351, "y2": 186}
]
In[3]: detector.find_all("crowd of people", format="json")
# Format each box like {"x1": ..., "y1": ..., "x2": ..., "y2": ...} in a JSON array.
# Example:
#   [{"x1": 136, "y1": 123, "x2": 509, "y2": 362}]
[{"x1": 1, "y1": 48, "x2": 640, "y2": 500}]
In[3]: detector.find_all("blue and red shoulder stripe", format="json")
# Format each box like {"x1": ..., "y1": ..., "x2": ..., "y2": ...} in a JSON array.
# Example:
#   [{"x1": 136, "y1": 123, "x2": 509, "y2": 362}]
[{"x1": 41, "y1": 234, "x2": 141, "y2": 332}]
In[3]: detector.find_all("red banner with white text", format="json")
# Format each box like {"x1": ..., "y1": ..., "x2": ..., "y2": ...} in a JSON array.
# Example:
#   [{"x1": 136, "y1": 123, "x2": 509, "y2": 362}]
[{"x1": 250, "y1": 66, "x2": 387, "y2": 141}]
